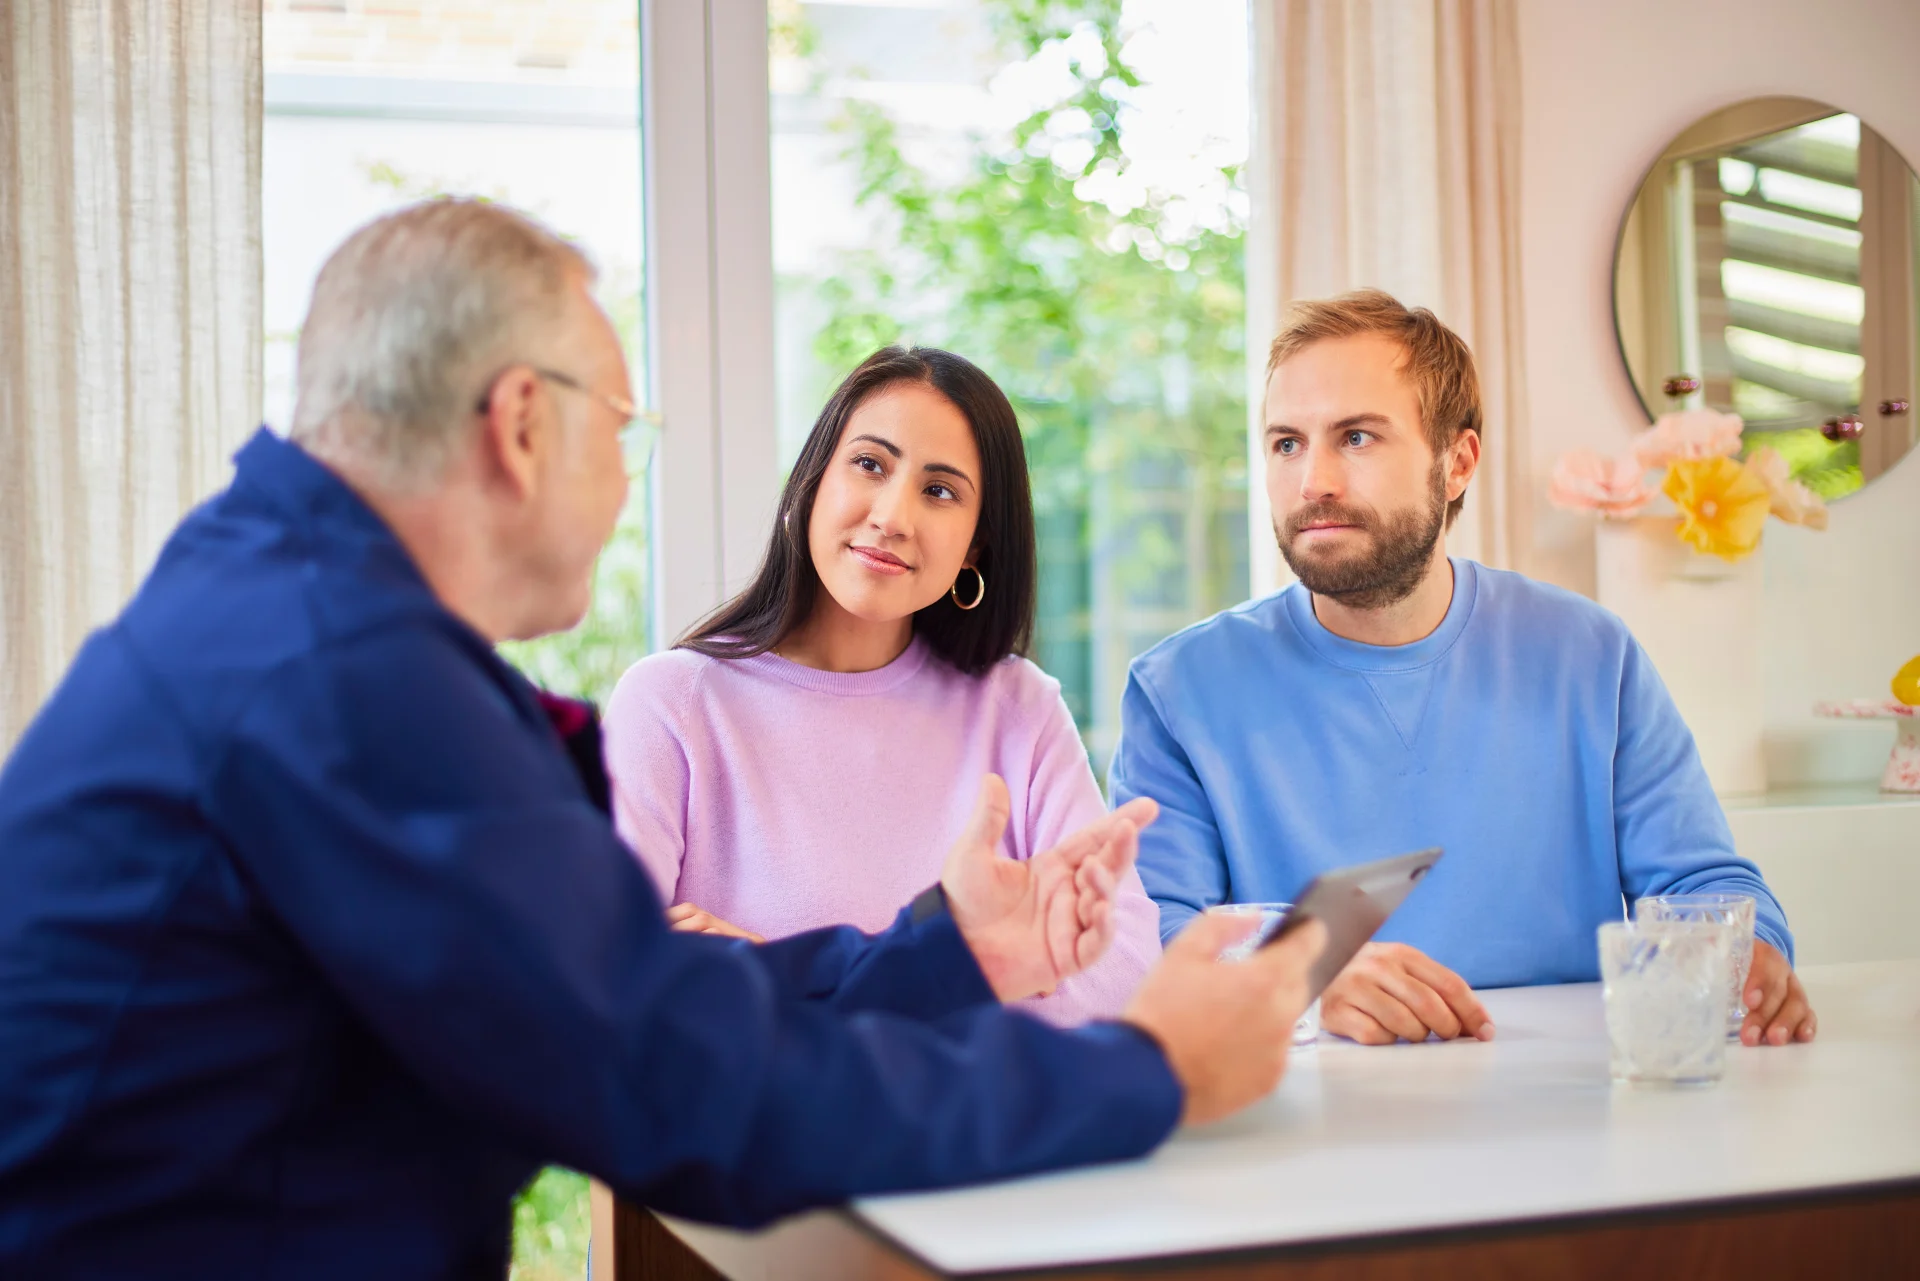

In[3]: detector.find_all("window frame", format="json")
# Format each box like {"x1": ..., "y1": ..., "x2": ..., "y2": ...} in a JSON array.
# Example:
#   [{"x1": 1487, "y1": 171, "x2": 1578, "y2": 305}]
[
  {"x1": 642, "y1": 0, "x2": 1273, "y2": 638},
  {"x1": 641, "y1": 0, "x2": 781, "y2": 649}
]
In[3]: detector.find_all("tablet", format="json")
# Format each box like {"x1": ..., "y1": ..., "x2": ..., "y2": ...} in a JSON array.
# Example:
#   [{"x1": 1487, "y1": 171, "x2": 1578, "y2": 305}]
[{"x1": 1260, "y1": 847, "x2": 1443, "y2": 1002}]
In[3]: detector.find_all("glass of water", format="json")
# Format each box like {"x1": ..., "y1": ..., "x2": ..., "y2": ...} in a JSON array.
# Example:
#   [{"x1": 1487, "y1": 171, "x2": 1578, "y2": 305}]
[
  {"x1": 1207, "y1": 902, "x2": 1319, "y2": 1048},
  {"x1": 1633, "y1": 893, "x2": 1756, "y2": 1039},
  {"x1": 1598, "y1": 919, "x2": 1733, "y2": 1086}
]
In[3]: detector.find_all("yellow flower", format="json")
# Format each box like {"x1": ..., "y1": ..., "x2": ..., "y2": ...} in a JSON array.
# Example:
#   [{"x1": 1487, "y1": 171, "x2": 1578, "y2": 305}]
[{"x1": 1662, "y1": 456, "x2": 1770, "y2": 560}]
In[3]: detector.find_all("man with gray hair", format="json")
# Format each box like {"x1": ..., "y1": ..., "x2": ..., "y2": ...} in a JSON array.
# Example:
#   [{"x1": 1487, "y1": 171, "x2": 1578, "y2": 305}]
[{"x1": 0, "y1": 199, "x2": 1324, "y2": 1277}]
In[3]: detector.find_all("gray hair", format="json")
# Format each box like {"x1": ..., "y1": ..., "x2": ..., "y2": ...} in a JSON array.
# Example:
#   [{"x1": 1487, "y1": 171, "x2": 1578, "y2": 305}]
[{"x1": 290, "y1": 199, "x2": 596, "y2": 486}]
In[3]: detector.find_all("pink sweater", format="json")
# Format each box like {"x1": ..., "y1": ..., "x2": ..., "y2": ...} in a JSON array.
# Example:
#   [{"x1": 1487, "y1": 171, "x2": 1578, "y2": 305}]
[{"x1": 601, "y1": 637, "x2": 1161, "y2": 1025}]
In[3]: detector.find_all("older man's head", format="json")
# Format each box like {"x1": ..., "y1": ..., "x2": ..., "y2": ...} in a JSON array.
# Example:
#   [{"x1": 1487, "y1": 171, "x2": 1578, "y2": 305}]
[{"x1": 291, "y1": 200, "x2": 634, "y2": 643}]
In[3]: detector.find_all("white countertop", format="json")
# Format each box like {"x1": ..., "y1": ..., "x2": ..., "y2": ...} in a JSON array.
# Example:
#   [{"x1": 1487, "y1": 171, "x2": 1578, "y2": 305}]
[{"x1": 851, "y1": 960, "x2": 1920, "y2": 1275}]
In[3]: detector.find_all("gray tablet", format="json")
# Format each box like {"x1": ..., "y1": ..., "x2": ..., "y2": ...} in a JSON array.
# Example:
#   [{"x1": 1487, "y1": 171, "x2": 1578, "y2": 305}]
[{"x1": 1260, "y1": 847, "x2": 1443, "y2": 1001}]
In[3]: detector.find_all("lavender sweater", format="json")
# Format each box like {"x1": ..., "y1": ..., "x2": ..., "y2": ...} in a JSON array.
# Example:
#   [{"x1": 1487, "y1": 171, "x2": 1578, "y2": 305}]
[{"x1": 602, "y1": 638, "x2": 1161, "y2": 1024}]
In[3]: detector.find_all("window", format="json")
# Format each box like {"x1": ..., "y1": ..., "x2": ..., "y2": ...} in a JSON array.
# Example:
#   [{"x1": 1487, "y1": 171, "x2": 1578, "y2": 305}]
[
  {"x1": 261, "y1": 4, "x2": 650, "y2": 1275},
  {"x1": 1667, "y1": 111, "x2": 1920, "y2": 496},
  {"x1": 769, "y1": 0, "x2": 1252, "y2": 768},
  {"x1": 262, "y1": 0, "x2": 651, "y2": 706}
]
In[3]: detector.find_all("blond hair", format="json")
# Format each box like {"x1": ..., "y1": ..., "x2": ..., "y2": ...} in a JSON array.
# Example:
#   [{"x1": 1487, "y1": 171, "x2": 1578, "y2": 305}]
[
  {"x1": 291, "y1": 199, "x2": 595, "y2": 487},
  {"x1": 1266, "y1": 288, "x2": 1481, "y2": 526}
]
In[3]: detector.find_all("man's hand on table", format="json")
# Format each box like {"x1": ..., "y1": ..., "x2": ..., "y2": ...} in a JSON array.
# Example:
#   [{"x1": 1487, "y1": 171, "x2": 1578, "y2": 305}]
[
  {"x1": 1742, "y1": 940, "x2": 1816, "y2": 1046},
  {"x1": 940, "y1": 775, "x2": 1159, "y2": 1002},
  {"x1": 1123, "y1": 912, "x2": 1328, "y2": 1125},
  {"x1": 1319, "y1": 942, "x2": 1495, "y2": 1045}
]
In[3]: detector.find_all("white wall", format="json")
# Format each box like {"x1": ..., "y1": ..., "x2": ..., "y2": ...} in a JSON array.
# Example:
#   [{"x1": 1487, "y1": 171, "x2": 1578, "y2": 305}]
[{"x1": 1518, "y1": 0, "x2": 1920, "y2": 790}]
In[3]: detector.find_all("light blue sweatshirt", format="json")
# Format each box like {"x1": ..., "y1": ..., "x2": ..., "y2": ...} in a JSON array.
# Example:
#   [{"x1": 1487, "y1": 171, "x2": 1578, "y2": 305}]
[{"x1": 1109, "y1": 558, "x2": 1791, "y2": 987}]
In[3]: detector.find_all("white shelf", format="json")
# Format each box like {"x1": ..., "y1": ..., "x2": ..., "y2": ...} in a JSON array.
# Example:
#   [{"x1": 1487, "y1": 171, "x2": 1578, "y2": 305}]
[
  {"x1": 1723, "y1": 783, "x2": 1920, "y2": 812},
  {"x1": 1723, "y1": 799, "x2": 1920, "y2": 967}
]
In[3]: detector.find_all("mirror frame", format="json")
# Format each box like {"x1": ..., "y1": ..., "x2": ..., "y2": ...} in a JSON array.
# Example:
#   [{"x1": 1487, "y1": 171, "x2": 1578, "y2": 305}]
[{"x1": 1609, "y1": 94, "x2": 1920, "y2": 498}]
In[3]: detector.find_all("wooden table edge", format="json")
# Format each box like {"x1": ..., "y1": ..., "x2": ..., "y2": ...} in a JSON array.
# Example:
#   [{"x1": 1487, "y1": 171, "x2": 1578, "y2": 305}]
[{"x1": 607, "y1": 1176, "x2": 1920, "y2": 1280}]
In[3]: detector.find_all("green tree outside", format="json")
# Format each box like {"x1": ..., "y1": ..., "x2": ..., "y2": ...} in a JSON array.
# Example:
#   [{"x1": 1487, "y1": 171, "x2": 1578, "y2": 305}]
[{"x1": 792, "y1": 0, "x2": 1251, "y2": 761}]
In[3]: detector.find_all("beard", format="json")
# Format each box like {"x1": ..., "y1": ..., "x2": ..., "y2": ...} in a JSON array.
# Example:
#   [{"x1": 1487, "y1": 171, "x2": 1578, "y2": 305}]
[{"x1": 1276, "y1": 459, "x2": 1447, "y2": 612}]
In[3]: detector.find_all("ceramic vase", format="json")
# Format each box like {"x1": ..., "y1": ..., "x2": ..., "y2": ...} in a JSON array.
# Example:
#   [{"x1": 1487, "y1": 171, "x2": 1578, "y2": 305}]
[{"x1": 1594, "y1": 514, "x2": 1766, "y2": 797}]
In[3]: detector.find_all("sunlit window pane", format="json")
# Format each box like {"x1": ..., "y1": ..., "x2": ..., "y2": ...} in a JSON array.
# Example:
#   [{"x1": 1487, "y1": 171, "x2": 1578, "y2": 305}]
[
  {"x1": 1720, "y1": 200, "x2": 1860, "y2": 249},
  {"x1": 770, "y1": 0, "x2": 1250, "y2": 770},
  {"x1": 1724, "y1": 327, "x2": 1863, "y2": 384},
  {"x1": 1721, "y1": 260, "x2": 1864, "y2": 323},
  {"x1": 1718, "y1": 156, "x2": 1757, "y2": 197},
  {"x1": 262, "y1": 0, "x2": 650, "y2": 723},
  {"x1": 1755, "y1": 168, "x2": 1862, "y2": 222}
]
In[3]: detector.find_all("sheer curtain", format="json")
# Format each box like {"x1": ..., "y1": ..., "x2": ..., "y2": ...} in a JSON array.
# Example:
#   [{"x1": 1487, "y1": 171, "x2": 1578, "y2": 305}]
[
  {"x1": 0, "y1": 1, "x2": 261, "y2": 749},
  {"x1": 1247, "y1": 0, "x2": 1528, "y2": 586}
]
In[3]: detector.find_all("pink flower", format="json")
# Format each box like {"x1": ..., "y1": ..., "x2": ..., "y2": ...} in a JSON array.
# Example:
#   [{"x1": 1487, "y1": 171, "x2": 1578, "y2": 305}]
[
  {"x1": 1548, "y1": 450, "x2": 1658, "y2": 516},
  {"x1": 1744, "y1": 445, "x2": 1829, "y2": 530},
  {"x1": 1631, "y1": 409, "x2": 1745, "y2": 471}
]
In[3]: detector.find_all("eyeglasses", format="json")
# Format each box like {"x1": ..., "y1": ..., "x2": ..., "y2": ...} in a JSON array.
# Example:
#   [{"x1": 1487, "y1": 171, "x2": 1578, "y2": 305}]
[
  {"x1": 535, "y1": 368, "x2": 663, "y2": 475},
  {"x1": 475, "y1": 365, "x2": 664, "y2": 474}
]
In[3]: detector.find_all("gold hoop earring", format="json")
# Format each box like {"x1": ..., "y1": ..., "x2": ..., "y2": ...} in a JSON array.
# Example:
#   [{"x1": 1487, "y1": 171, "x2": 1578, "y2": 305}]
[{"x1": 951, "y1": 566, "x2": 986, "y2": 610}]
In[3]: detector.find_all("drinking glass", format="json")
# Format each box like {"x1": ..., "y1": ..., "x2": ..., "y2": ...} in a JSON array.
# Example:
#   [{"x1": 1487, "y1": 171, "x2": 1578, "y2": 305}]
[
  {"x1": 1598, "y1": 919, "x2": 1733, "y2": 1085},
  {"x1": 1634, "y1": 893, "x2": 1756, "y2": 1038},
  {"x1": 1207, "y1": 902, "x2": 1319, "y2": 1048}
]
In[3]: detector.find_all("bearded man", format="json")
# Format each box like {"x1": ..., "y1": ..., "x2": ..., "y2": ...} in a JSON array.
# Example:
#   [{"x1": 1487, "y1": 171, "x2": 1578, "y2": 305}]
[{"x1": 1109, "y1": 289, "x2": 1817, "y2": 1051}]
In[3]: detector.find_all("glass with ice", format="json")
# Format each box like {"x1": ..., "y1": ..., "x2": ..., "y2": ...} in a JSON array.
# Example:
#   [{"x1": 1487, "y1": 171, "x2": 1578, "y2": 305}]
[
  {"x1": 1598, "y1": 919, "x2": 1733, "y2": 1086},
  {"x1": 1633, "y1": 892, "x2": 1756, "y2": 1038},
  {"x1": 1207, "y1": 902, "x2": 1320, "y2": 1048}
]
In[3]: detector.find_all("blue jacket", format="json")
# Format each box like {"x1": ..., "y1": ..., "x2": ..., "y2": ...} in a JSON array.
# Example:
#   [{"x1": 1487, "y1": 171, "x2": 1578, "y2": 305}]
[{"x1": 0, "y1": 429, "x2": 1180, "y2": 1279}]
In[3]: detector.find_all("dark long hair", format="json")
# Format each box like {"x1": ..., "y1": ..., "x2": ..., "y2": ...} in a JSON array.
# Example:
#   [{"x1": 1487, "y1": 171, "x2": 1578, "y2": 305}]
[{"x1": 678, "y1": 346, "x2": 1037, "y2": 676}]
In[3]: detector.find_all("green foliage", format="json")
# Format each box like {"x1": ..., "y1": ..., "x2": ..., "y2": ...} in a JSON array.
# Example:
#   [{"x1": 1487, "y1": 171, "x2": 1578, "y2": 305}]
[
  {"x1": 800, "y1": 0, "x2": 1250, "y2": 731},
  {"x1": 770, "y1": 0, "x2": 818, "y2": 61},
  {"x1": 497, "y1": 494, "x2": 651, "y2": 705},
  {"x1": 509, "y1": 1167, "x2": 591, "y2": 1281},
  {"x1": 1746, "y1": 426, "x2": 1863, "y2": 500}
]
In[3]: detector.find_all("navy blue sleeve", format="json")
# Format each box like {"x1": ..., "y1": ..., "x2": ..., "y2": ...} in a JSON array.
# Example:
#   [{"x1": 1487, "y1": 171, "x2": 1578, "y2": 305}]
[
  {"x1": 203, "y1": 624, "x2": 1181, "y2": 1225},
  {"x1": 1109, "y1": 667, "x2": 1229, "y2": 946},
  {"x1": 534, "y1": 684, "x2": 997, "y2": 1021},
  {"x1": 1612, "y1": 638, "x2": 1795, "y2": 960},
  {"x1": 744, "y1": 899, "x2": 1001, "y2": 1021}
]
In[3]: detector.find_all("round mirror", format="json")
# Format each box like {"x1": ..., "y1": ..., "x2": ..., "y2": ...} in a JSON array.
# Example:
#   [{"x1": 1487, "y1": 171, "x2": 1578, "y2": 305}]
[{"x1": 1613, "y1": 97, "x2": 1920, "y2": 499}]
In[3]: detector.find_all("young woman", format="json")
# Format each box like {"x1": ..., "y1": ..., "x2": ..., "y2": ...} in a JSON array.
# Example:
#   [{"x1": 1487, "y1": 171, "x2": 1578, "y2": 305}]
[{"x1": 602, "y1": 346, "x2": 1159, "y2": 1023}]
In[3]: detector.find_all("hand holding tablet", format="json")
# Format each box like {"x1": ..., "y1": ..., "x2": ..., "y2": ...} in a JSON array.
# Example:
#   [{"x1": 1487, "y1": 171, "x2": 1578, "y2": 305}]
[{"x1": 1259, "y1": 847, "x2": 1443, "y2": 1001}]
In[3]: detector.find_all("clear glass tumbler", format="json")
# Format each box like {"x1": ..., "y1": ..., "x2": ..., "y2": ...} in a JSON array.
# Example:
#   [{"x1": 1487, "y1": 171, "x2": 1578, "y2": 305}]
[
  {"x1": 1598, "y1": 919, "x2": 1733, "y2": 1086},
  {"x1": 1633, "y1": 893, "x2": 1756, "y2": 1039},
  {"x1": 1207, "y1": 902, "x2": 1319, "y2": 1048}
]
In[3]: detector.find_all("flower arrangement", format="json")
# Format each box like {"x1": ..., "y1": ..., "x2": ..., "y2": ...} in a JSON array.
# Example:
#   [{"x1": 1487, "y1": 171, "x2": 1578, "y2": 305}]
[{"x1": 1549, "y1": 409, "x2": 1828, "y2": 560}]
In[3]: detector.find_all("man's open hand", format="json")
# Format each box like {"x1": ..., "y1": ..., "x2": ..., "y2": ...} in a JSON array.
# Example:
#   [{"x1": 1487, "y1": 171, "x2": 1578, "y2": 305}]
[{"x1": 940, "y1": 775, "x2": 1158, "y2": 1002}]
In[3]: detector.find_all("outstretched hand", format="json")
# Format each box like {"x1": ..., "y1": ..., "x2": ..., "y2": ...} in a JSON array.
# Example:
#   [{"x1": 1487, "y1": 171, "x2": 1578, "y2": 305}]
[{"x1": 940, "y1": 775, "x2": 1159, "y2": 1002}]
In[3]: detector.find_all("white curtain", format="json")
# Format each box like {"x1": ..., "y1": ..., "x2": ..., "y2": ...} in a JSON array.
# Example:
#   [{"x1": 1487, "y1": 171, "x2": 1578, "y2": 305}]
[
  {"x1": 1248, "y1": 0, "x2": 1528, "y2": 585},
  {"x1": 0, "y1": 1, "x2": 261, "y2": 749}
]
